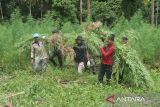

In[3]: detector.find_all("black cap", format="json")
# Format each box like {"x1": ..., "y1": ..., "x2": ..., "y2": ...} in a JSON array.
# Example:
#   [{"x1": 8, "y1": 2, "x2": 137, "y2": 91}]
[
  {"x1": 52, "y1": 29, "x2": 59, "y2": 33},
  {"x1": 122, "y1": 36, "x2": 128, "y2": 41},
  {"x1": 108, "y1": 34, "x2": 115, "y2": 41}
]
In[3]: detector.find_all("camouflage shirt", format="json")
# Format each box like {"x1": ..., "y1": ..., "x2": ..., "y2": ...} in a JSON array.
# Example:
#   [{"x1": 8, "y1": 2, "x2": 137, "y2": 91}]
[{"x1": 31, "y1": 41, "x2": 48, "y2": 60}]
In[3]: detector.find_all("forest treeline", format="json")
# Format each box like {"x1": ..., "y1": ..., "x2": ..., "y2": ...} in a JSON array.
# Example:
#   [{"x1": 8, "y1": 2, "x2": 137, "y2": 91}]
[{"x1": 0, "y1": 0, "x2": 159, "y2": 26}]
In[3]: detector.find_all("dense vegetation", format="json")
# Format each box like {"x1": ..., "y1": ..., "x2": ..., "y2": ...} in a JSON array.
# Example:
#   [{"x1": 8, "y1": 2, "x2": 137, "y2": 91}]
[
  {"x1": 0, "y1": 0, "x2": 158, "y2": 24},
  {"x1": 0, "y1": 0, "x2": 160, "y2": 106}
]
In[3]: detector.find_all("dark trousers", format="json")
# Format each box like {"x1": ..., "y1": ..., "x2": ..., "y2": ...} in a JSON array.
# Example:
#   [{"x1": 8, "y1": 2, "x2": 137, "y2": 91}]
[
  {"x1": 49, "y1": 49, "x2": 63, "y2": 67},
  {"x1": 98, "y1": 64, "x2": 112, "y2": 83}
]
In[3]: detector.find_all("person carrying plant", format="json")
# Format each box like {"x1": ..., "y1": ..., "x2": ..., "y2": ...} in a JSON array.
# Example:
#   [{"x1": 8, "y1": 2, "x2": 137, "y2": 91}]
[
  {"x1": 98, "y1": 34, "x2": 116, "y2": 84},
  {"x1": 118, "y1": 36, "x2": 128, "y2": 83},
  {"x1": 73, "y1": 36, "x2": 89, "y2": 74},
  {"x1": 49, "y1": 29, "x2": 63, "y2": 67},
  {"x1": 31, "y1": 33, "x2": 48, "y2": 72},
  {"x1": 122, "y1": 36, "x2": 128, "y2": 45}
]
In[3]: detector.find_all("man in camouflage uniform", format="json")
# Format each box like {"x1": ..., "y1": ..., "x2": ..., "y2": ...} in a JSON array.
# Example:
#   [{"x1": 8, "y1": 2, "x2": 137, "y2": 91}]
[{"x1": 49, "y1": 29, "x2": 63, "y2": 67}]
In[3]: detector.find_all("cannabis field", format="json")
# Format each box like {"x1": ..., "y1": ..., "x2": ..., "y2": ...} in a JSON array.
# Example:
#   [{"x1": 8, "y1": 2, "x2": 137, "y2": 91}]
[{"x1": 0, "y1": 10, "x2": 160, "y2": 107}]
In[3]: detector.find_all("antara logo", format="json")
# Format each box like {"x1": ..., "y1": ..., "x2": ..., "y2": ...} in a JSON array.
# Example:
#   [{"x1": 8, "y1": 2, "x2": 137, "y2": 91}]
[
  {"x1": 105, "y1": 95, "x2": 115, "y2": 104},
  {"x1": 105, "y1": 95, "x2": 145, "y2": 104}
]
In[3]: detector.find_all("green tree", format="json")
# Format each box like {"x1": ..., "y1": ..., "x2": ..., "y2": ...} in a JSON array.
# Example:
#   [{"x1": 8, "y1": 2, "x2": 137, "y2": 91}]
[
  {"x1": 91, "y1": 0, "x2": 122, "y2": 27},
  {"x1": 87, "y1": 0, "x2": 90, "y2": 19},
  {"x1": 121, "y1": 0, "x2": 143, "y2": 20},
  {"x1": 0, "y1": 1, "x2": 3, "y2": 20},
  {"x1": 52, "y1": 0, "x2": 78, "y2": 24}
]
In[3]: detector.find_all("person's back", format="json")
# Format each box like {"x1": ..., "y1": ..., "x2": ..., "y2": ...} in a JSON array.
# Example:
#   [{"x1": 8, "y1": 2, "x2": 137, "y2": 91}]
[
  {"x1": 49, "y1": 29, "x2": 63, "y2": 67},
  {"x1": 49, "y1": 32, "x2": 62, "y2": 51}
]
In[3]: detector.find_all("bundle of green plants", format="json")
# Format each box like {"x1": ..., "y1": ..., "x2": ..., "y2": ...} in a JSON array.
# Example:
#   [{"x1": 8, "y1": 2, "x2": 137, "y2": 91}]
[
  {"x1": 67, "y1": 28, "x2": 154, "y2": 89},
  {"x1": 90, "y1": 28, "x2": 154, "y2": 89},
  {"x1": 15, "y1": 30, "x2": 103, "y2": 65},
  {"x1": 113, "y1": 41, "x2": 154, "y2": 88},
  {"x1": 82, "y1": 31, "x2": 104, "y2": 56}
]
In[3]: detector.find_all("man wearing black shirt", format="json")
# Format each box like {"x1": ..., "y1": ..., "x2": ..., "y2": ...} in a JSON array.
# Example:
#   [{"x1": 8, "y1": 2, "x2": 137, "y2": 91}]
[{"x1": 73, "y1": 36, "x2": 88, "y2": 74}]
